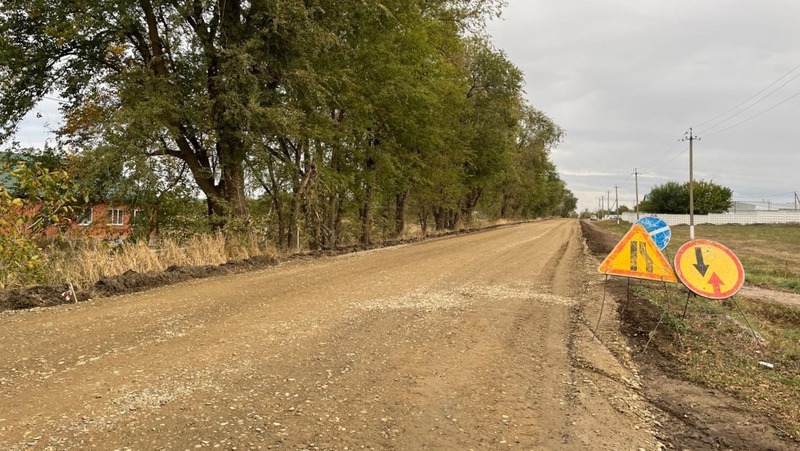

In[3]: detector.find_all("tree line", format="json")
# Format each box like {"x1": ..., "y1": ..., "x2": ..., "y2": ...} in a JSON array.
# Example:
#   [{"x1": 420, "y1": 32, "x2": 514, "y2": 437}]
[{"x1": 1, "y1": 0, "x2": 576, "y2": 249}]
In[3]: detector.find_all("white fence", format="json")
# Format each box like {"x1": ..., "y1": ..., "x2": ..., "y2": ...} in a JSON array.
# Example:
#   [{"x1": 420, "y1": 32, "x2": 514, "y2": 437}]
[{"x1": 620, "y1": 211, "x2": 800, "y2": 226}]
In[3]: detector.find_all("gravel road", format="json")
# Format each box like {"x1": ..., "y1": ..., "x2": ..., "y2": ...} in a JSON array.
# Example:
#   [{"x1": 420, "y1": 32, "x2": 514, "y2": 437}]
[{"x1": 0, "y1": 219, "x2": 659, "y2": 450}]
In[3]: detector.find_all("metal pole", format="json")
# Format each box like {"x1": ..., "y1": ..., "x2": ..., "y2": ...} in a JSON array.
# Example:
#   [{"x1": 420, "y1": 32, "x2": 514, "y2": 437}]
[
  {"x1": 633, "y1": 168, "x2": 640, "y2": 220},
  {"x1": 615, "y1": 185, "x2": 620, "y2": 224},
  {"x1": 688, "y1": 129, "x2": 695, "y2": 240}
]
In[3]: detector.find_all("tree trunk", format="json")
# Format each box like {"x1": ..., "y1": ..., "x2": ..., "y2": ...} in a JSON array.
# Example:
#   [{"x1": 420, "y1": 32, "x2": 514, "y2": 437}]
[
  {"x1": 394, "y1": 185, "x2": 411, "y2": 237},
  {"x1": 360, "y1": 154, "x2": 376, "y2": 246},
  {"x1": 460, "y1": 188, "x2": 482, "y2": 226},
  {"x1": 288, "y1": 196, "x2": 301, "y2": 250},
  {"x1": 418, "y1": 208, "x2": 429, "y2": 235}
]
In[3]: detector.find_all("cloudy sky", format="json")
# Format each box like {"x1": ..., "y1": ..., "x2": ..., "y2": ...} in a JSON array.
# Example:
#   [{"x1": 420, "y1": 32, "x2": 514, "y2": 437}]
[
  {"x1": 487, "y1": 0, "x2": 800, "y2": 212},
  {"x1": 8, "y1": 0, "x2": 800, "y2": 213}
]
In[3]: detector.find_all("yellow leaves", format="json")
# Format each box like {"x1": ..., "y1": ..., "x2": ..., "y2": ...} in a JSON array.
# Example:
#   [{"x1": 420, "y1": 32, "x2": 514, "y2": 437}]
[{"x1": 107, "y1": 44, "x2": 126, "y2": 56}]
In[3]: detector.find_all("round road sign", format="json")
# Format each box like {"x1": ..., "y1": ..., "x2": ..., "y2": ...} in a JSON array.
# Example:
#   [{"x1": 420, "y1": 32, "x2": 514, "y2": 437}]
[
  {"x1": 674, "y1": 240, "x2": 745, "y2": 299},
  {"x1": 635, "y1": 216, "x2": 671, "y2": 250}
]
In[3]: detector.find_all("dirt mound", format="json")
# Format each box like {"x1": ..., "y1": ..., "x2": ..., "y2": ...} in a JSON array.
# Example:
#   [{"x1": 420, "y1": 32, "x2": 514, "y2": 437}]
[
  {"x1": 580, "y1": 220, "x2": 797, "y2": 451},
  {"x1": 0, "y1": 285, "x2": 74, "y2": 310},
  {"x1": 580, "y1": 220, "x2": 619, "y2": 256},
  {"x1": 0, "y1": 254, "x2": 281, "y2": 312}
]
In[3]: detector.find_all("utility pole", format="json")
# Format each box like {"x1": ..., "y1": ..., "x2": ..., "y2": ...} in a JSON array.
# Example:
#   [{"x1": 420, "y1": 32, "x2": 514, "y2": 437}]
[
  {"x1": 683, "y1": 129, "x2": 699, "y2": 239},
  {"x1": 632, "y1": 168, "x2": 640, "y2": 220},
  {"x1": 615, "y1": 185, "x2": 620, "y2": 224},
  {"x1": 607, "y1": 190, "x2": 611, "y2": 218},
  {"x1": 795, "y1": 191, "x2": 798, "y2": 210},
  {"x1": 600, "y1": 196, "x2": 604, "y2": 218}
]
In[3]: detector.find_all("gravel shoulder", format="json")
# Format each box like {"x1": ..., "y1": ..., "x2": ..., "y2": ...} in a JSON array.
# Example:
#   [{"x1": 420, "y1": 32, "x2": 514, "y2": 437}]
[{"x1": 1, "y1": 220, "x2": 659, "y2": 450}]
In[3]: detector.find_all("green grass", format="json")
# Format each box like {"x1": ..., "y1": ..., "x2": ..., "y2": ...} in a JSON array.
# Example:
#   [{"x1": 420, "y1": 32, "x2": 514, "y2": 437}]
[{"x1": 594, "y1": 220, "x2": 800, "y2": 438}]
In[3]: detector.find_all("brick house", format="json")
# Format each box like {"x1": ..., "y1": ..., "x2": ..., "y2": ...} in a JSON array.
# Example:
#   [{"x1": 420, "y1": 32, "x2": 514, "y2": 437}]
[
  {"x1": 2, "y1": 152, "x2": 142, "y2": 240},
  {"x1": 52, "y1": 202, "x2": 141, "y2": 239}
]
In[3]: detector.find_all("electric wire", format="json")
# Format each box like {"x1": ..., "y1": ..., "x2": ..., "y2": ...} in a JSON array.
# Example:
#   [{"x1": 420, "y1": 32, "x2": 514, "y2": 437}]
[
  {"x1": 695, "y1": 62, "x2": 800, "y2": 131},
  {"x1": 637, "y1": 136, "x2": 683, "y2": 175},
  {"x1": 703, "y1": 89, "x2": 800, "y2": 138},
  {"x1": 699, "y1": 71, "x2": 800, "y2": 135}
]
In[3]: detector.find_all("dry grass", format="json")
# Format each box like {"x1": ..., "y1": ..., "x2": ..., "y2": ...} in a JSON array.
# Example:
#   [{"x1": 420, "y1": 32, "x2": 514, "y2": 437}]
[
  {"x1": 19, "y1": 218, "x2": 518, "y2": 291},
  {"x1": 46, "y1": 232, "x2": 277, "y2": 290}
]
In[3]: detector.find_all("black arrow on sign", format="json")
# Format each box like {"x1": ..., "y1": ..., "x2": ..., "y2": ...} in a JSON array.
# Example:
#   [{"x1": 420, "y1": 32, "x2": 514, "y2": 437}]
[{"x1": 693, "y1": 247, "x2": 709, "y2": 276}]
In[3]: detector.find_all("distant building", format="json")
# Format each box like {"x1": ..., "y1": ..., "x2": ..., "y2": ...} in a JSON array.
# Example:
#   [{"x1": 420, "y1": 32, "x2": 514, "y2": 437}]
[{"x1": 730, "y1": 201, "x2": 797, "y2": 212}]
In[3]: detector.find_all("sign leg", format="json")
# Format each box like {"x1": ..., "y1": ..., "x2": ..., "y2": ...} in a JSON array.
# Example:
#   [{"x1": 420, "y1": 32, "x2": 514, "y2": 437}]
[
  {"x1": 682, "y1": 291, "x2": 691, "y2": 319},
  {"x1": 594, "y1": 274, "x2": 610, "y2": 338},
  {"x1": 643, "y1": 306, "x2": 668, "y2": 353},
  {"x1": 731, "y1": 296, "x2": 764, "y2": 347},
  {"x1": 624, "y1": 278, "x2": 632, "y2": 311}
]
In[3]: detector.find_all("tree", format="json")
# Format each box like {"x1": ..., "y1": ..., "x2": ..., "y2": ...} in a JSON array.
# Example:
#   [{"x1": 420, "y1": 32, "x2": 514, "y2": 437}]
[
  {"x1": 1, "y1": 0, "x2": 506, "y2": 229},
  {"x1": 0, "y1": 152, "x2": 77, "y2": 287},
  {"x1": 639, "y1": 180, "x2": 732, "y2": 214},
  {"x1": 559, "y1": 189, "x2": 578, "y2": 217},
  {"x1": 2, "y1": 1, "x2": 570, "y2": 247},
  {"x1": 1, "y1": 1, "x2": 374, "y2": 223},
  {"x1": 693, "y1": 180, "x2": 733, "y2": 214}
]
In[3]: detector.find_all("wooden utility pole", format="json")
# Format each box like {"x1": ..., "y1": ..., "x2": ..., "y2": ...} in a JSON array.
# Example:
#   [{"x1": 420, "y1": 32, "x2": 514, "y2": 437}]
[
  {"x1": 632, "y1": 168, "x2": 640, "y2": 220},
  {"x1": 600, "y1": 196, "x2": 604, "y2": 218},
  {"x1": 683, "y1": 129, "x2": 699, "y2": 239}
]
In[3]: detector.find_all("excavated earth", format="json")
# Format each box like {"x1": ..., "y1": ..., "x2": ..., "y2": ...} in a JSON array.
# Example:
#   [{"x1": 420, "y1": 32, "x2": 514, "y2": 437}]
[{"x1": 0, "y1": 219, "x2": 796, "y2": 450}]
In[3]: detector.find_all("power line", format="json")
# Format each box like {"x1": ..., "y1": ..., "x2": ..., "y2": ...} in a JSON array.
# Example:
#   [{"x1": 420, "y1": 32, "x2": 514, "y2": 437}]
[
  {"x1": 699, "y1": 71, "x2": 800, "y2": 135},
  {"x1": 703, "y1": 89, "x2": 800, "y2": 138},
  {"x1": 696, "y1": 63, "x2": 800, "y2": 128},
  {"x1": 638, "y1": 136, "x2": 683, "y2": 173}
]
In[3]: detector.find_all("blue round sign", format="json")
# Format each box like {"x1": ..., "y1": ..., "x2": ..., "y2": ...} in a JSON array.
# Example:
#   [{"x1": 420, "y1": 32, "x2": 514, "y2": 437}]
[{"x1": 635, "y1": 216, "x2": 671, "y2": 250}]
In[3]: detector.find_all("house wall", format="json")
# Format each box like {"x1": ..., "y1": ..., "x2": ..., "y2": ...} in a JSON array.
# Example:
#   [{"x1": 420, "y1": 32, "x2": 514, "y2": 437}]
[{"x1": 43, "y1": 202, "x2": 137, "y2": 239}]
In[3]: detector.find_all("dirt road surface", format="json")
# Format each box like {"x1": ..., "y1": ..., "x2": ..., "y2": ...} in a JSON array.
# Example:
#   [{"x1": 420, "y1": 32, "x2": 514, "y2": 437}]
[{"x1": 1, "y1": 220, "x2": 659, "y2": 450}]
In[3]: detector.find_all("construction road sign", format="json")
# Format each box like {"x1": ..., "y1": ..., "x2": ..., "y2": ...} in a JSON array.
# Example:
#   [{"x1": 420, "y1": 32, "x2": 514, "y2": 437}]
[
  {"x1": 674, "y1": 240, "x2": 745, "y2": 299},
  {"x1": 635, "y1": 216, "x2": 671, "y2": 250},
  {"x1": 598, "y1": 224, "x2": 678, "y2": 282}
]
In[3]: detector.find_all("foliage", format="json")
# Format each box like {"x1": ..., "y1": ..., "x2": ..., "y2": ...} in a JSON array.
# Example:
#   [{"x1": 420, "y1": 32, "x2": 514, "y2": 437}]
[
  {"x1": 1, "y1": 1, "x2": 573, "y2": 250},
  {"x1": 639, "y1": 180, "x2": 732, "y2": 214},
  {"x1": 0, "y1": 153, "x2": 77, "y2": 287}
]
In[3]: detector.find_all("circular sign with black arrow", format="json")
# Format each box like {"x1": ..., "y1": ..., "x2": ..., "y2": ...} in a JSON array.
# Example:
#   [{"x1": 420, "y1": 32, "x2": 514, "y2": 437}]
[{"x1": 674, "y1": 239, "x2": 745, "y2": 299}]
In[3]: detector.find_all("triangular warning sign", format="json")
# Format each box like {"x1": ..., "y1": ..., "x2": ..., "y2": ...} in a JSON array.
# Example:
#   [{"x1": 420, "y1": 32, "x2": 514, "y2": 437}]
[{"x1": 598, "y1": 224, "x2": 678, "y2": 282}]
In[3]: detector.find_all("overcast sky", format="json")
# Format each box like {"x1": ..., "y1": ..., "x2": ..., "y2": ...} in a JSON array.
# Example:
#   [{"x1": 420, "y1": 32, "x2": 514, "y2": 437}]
[
  {"x1": 8, "y1": 1, "x2": 800, "y2": 213},
  {"x1": 487, "y1": 0, "x2": 800, "y2": 212}
]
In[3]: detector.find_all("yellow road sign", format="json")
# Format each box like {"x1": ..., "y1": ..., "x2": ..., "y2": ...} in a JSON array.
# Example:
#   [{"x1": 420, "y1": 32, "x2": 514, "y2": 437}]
[
  {"x1": 598, "y1": 224, "x2": 678, "y2": 282},
  {"x1": 674, "y1": 240, "x2": 745, "y2": 299}
]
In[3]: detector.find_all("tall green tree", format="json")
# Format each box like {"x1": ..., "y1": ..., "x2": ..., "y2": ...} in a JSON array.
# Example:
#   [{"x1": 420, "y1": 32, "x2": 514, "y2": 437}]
[
  {"x1": 639, "y1": 180, "x2": 732, "y2": 214},
  {"x1": 2, "y1": 0, "x2": 571, "y2": 246},
  {"x1": 1, "y1": 0, "x2": 360, "y2": 223}
]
